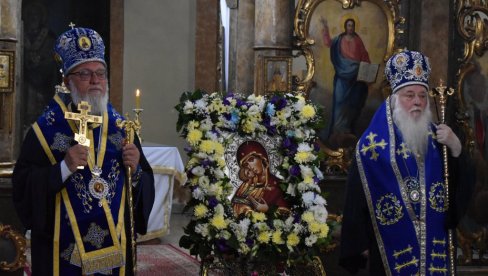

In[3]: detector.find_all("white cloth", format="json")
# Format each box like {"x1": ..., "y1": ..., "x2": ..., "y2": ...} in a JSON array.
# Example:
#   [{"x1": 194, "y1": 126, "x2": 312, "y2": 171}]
[{"x1": 137, "y1": 144, "x2": 187, "y2": 241}]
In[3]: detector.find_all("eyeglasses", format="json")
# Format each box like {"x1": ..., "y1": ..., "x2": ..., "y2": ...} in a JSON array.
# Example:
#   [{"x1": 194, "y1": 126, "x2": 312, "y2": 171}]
[{"x1": 68, "y1": 69, "x2": 107, "y2": 81}]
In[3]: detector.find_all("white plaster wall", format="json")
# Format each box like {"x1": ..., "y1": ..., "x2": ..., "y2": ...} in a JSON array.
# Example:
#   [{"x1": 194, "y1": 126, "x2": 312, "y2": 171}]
[{"x1": 123, "y1": 1, "x2": 195, "y2": 158}]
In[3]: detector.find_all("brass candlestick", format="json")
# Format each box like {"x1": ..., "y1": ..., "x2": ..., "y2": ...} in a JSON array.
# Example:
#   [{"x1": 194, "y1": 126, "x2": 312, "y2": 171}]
[
  {"x1": 429, "y1": 79, "x2": 455, "y2": 275},
  {"x1": 116, "y1": 114, "x2": 141, "y2": 275}
]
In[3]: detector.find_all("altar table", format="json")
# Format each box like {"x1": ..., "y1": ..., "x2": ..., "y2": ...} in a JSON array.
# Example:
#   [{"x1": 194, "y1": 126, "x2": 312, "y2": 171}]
[{"x1": 137, "y1": 144, "x2": 186, "y2": 241}]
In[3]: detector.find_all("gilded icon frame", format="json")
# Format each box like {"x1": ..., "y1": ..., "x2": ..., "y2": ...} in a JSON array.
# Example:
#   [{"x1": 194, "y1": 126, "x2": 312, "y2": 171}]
[
  {"x1": 293, "y1": 0, "x2": 403, "y2": 174},
  {"x1": 452, "y1": 1, "x2": 488, "y2": 271},
  {"x1": 0, "y1": 50, "x2": 15, "y2": 93},
  {"x1": 264, "y1": 56, "x2": 292, "y2": 94}
]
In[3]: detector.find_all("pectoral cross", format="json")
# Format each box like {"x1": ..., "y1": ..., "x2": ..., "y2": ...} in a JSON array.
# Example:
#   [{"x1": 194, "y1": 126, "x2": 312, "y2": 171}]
[{"x1": 65, "y1": 101, "x2": 102, "y2": 169}]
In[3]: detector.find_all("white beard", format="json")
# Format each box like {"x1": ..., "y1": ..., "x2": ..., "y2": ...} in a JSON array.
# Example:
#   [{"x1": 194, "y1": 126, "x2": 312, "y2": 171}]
[
  {"x1": 69, "y1": 81, "x2": 109, "y2": 115},
  {"x1": 392, "y1": 96, "x2": 433, "y2": 157}
]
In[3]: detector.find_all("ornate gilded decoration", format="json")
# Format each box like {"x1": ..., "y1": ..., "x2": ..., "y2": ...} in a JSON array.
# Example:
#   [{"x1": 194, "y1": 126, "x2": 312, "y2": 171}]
[
  {"x1": 0, "y1": 224, "x2": 27, "y2": 272},
  {"x1": 293, "y1": 0, "x2": 401, "y2": 96},
  {"x1": 455, "y1": 0, "x2": 488, "y2": 153},
  {"x1": 294, "y1": 0, "x2": 402, "y2": 173}
]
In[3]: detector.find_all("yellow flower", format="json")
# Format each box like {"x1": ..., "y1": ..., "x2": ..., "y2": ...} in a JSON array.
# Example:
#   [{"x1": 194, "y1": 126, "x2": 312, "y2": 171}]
[
  {"x1": 294, "y1": 151, "x2": 310, "y2": 163},
  {"x1": 272, "y1": 230, "x2": 285, "y2": 245},
  {"x1": 301, "y1": 212, "x2": 314, "y2": 223},
  {"x1": 216, "y1": 157, "x2": 226, "y2": 167},
  {"x1": 214, "y1": 143, "x2": 225, "y2": 155},
  {"x1": 309, "y1": 222, "x2": 321, "y2": 234},
  {"x1": 187, "y1": 120, "x2": 200, "y2": 130},
  {"x1": 301, "y1": 105, "x2": 316, "y2": 119},
  {"x1": 187, "y1": 129, "x2": 202, "y2": 146},
  {"x1": 194, "y1": 204, "x2": 208, "y2": 218},
  {"x1": 287, "y1": 232, "x2": 300, "y2": 247},
  {"x1": 257, "y1": 231, "x2": 271, "y2": 244},
  {"x1": 243, "y1": 120, "x2": 255, "y2": 133},
  {"x1": 199, "y1": 140, "x2": 214, "y2": 154},
  {"x1": 318, "y1": 223, "x2": 330, "y2": 238},
  {"x1": 210, "y1": 214, "x2": 227, "y2": 230},
  {"x1": 251, "y1": 212, "x2": 266, "y2": 223},
  {"x1": 304, "y1": 176, "x2": 314, "y2": 185}
]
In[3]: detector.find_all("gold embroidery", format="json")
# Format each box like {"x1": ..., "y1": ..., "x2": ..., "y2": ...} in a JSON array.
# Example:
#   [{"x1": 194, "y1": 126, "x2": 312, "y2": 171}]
[
  {"x1": 83, "y1": 223, "x2": 109, "y2": 249},
  {"x1": 394, "y1": 256, "x2": 419, "y2": 273},
  {"x1": 429, "y1": 182, "x2": 448, "y2": 212},
  {"x1": 428, "y1": 263, "x2": 448, "y2": 274},
  {"x1": 360, "y1": 132, "x2": 388, "y2": 161},
  {"x1": 396, "y1": 142, "x2": 411, "y2": 159},
  {"x1": 393, "y1": 245, "x2": 413, "y2": 258},
  {"x1": 431, "y1": 250, "x2": 447, "y2": 260},
  {"x1": 432, "y1": 238, "x2": 446, "y2": 246},
  {"x1": 375, "y1": 193, "x2": 403, "y2": 225}
]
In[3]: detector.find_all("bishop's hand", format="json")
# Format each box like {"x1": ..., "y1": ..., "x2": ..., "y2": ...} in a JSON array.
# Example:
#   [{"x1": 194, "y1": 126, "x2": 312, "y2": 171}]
[
  {"x1": 64, "y1": 144, "x2": 89, "y2": 172},
  {"x1": 435, "y1": 124, "x2": 462, "y2": 157},
  {"x1": 122, "y1": 143, "x2": 140, "y2": 172}
]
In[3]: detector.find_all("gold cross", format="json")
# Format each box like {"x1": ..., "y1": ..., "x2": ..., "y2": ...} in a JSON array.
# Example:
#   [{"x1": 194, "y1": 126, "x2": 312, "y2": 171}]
[
  {"x1": 69, "y1": 22, "x2": 76, "y2": 29},
  {"x1": 360, "y1": 132, "x2": 388, "y2": 161},
  {"x1": 396, "y1": 142, "x2": 411, "y2": 159},
  {"x1": 65, "y1": 101, "x2": 102, "y2": 148}
]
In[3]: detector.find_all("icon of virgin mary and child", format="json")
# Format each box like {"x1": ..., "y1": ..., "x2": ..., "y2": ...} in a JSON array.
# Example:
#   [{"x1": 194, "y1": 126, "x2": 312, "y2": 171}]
[{"x1": 231, "y1": 140, "x2": 289, "y2": 217}]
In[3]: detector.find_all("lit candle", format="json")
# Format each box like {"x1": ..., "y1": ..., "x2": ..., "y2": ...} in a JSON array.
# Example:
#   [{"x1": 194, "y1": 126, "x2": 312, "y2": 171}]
[{"x1": 135, "y1": 89, "x2": 141, "y2": 109}]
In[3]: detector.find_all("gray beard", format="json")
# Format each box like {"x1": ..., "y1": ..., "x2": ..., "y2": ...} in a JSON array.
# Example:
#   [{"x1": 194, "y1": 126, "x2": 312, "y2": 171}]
[
  {"x1": 392, "y1": 100, "x2": 432, "y2": 157},
  {"x1": 69, "y1": 82, "x2": 109, "y2": 115}
]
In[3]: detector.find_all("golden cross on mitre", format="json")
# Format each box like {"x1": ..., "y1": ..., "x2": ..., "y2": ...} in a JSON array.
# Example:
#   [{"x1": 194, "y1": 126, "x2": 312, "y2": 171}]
[
  {"x1": 65, "y1": 101, "x2": 103, "y2": 148},
  {"x1": 68, "y1": 22, "x2": 76, "y2": 29}
]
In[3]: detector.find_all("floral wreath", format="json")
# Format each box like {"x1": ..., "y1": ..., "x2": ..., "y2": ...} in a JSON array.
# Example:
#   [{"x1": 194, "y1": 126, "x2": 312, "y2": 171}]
[{"x1": 175, "y1": 90, "x2": 332, "y2": 268}]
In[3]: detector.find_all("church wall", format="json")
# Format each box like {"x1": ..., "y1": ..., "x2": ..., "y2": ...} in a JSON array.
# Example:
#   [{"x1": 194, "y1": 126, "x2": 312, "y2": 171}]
[{"x1": 123, "y1": 0, "x2": 196, "y2": 157}]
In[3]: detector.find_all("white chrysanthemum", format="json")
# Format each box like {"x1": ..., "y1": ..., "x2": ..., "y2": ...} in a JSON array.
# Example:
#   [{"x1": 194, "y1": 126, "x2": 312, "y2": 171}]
[
  {"x1": 313, "y1": 194, "x2": 327, "y2": 206},
  {"x1": 310, "y1": 205, "x2": 328, "y2": 223},
  {"x1": 215, "y1": 204, "x2": 225, "y2": 215},
  {"x1": 198, "y1": 176, "x2": 210, "y2": 186},
  {"x1": 302, "y1": 191, "x2": 315, "y2": 207},
  {"x1": 195, "y1": 223, "x2": 209, "y2": 237},
  {"x1": 192, "y1": 187, "x2": 205, "y2": 200},
  {"x1": 299, "y1": 165, "x2": 314, "y2": 178},
  {"x1": 297, "y1": 143, "x2": 312, "y2": 152},
  {"x1": 205, "y1": 131, "x2": 218, "y2": 141},
  {"x1": 305, "y1": 235, "x2": 318, "y2": 247},
  {"x1": 212, "y1": 168, "x2": 225, "y2": 179},
  {"x1": 183, "y1": 100, "x2": 194, "y2": 114},
  {"x1": 273, "y1": 219, "x2": 285, "y2": 229},
  {"x1": 200, "y1": 118, "x2": 213, "y2": 131},
  {"x1": 191, "y1": 166, "x2": 205, "y2": 176},
  {"x1": 194, "y1": 99, "x2": 207, "y2": 112}
]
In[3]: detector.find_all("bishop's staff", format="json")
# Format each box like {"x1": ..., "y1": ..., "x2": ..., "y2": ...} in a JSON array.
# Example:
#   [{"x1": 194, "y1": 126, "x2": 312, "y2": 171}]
[
  {"x1": 116, "y1": 115, "x2": 141, "y2": 275},
  {"x1": 429, "y1": 79, "x2": 455, "y2": 275}
]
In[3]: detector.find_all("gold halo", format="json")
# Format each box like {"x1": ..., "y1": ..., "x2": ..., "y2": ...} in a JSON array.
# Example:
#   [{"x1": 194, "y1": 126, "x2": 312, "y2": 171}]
[{"x1": 341, "y1": 13, "x2": 360, "y2": 32}]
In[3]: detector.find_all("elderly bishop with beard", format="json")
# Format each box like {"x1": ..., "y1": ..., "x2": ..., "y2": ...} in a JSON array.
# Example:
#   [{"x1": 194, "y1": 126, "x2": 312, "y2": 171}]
[
  {"x1": 339, "y1": 50, "x2": 473, "y2": 275},
  {"x1": 13, "y1": 26, "x2": 154, "y2": 275}
]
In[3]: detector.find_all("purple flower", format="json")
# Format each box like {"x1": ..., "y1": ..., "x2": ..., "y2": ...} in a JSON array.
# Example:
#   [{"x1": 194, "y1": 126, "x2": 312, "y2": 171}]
[
  {"x1": 270, "y1": 95, "x2": 287, "y2": 110},
  {"x1": 245, "y1": 238, "x2": 254, "y2": 247},
  {"x1": 289, "y1": 165, "x2": 301, "y2": 177},
  {"x1": 216, "y1": 239, "x2": 230, "y2": 252},
  {"x1": 208, "y1": 197, "x2": 218, "y2": 208}
]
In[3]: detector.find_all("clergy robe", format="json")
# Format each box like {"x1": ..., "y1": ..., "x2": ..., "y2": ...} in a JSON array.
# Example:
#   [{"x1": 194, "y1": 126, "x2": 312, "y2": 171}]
[
  {"x1": 12, "y1": 93, "x2": 155, "y2": 275},
  {"x1": 339, "y1": 99, "x2": 474, "y2": 275}
]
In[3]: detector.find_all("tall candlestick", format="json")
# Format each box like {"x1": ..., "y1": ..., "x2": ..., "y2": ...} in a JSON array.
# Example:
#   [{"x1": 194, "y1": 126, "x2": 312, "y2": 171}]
[{"x1": 135, "y1": 89, "x2": 141, "y2": 109}]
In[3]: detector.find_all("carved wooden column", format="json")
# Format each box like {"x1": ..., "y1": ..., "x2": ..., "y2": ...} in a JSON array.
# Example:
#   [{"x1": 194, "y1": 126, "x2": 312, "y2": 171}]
[{"x1": 254, "y1": 0, "x2": 293, "y2": 94}]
